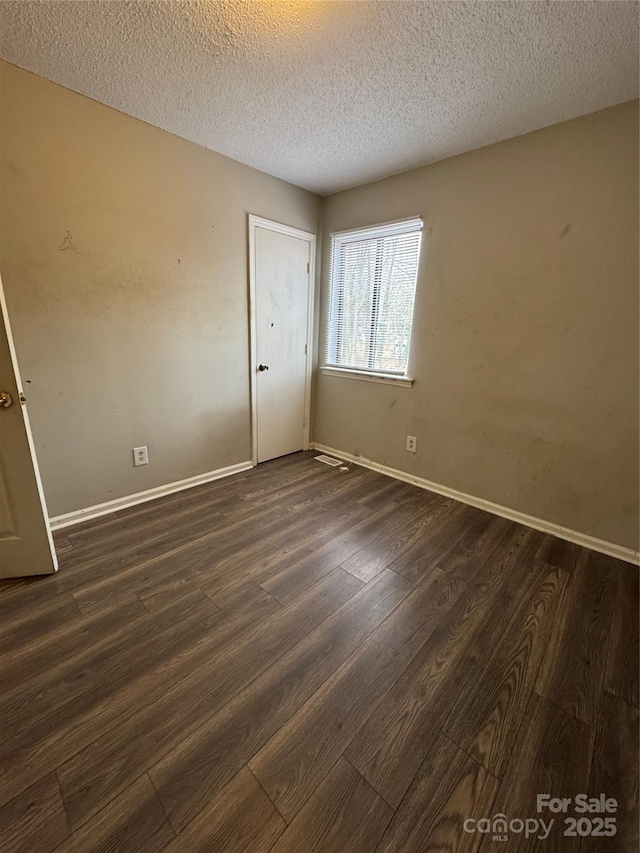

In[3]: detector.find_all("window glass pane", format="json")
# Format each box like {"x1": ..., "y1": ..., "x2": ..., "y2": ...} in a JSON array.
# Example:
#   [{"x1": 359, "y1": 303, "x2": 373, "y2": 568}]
[
  {"x1": 336, "y1": 239, "x2": 375, "y2": 370},
  {"x1": 372, "y1": 233, "x2": 420, "y2": 372}
]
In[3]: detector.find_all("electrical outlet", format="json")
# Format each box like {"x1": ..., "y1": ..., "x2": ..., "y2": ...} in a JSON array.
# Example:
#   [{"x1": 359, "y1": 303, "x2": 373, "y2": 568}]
[
  {"x1": 406, "y1": 435, "x2": 417, "y2": 453},
  {"x1": 133, "y1": 445, "x2": 148, "y2": 466}
]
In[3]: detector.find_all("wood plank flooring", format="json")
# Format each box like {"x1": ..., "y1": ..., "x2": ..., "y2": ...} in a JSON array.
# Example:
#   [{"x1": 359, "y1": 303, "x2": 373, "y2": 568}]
[{"x1": 0, "y1": 451, "x2": 637, "y2": 852}]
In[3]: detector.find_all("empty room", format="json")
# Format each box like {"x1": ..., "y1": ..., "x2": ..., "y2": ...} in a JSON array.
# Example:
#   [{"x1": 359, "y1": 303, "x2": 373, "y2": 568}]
[{"x1": 0, "y1": 1, "x2": 638, "y2": 851}]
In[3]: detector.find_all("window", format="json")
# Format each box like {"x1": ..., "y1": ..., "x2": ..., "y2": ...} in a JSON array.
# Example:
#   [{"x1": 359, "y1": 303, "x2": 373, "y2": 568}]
[{"x1": 325, "y1": 218, "x2": 422, "y2": 380}]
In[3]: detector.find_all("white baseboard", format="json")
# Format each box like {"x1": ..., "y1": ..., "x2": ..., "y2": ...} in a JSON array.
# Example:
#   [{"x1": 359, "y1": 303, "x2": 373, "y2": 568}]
[
  {"x1": 312, "y1": 443, "x2": 639, "y2": 566},
  {"x1": 49, "y1": 460, "x2": 254, "y2": 530}
]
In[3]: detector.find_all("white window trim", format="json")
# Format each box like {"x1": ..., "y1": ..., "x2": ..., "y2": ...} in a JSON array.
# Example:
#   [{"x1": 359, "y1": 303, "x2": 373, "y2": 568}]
[
  {"x1": 320, "y1": 366, "x2": 414, "y2": 388},
  {"x1": 323, "y1": 215, "x2": 422, "y2": 382}
]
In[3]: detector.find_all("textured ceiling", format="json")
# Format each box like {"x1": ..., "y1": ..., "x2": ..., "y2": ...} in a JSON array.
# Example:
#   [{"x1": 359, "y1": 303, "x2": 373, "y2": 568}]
[{"x1": 0, "y1": 1, "x2": 638, "y2": 194}]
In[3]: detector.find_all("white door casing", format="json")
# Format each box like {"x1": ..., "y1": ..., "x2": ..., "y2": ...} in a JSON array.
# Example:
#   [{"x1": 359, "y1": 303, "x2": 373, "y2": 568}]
[
  {"x1": 0, "y1": 273, "x2": 57, "y2": 577},
  {"x1": 248, "y1": 216, "x2": 315, "y2": 465}
]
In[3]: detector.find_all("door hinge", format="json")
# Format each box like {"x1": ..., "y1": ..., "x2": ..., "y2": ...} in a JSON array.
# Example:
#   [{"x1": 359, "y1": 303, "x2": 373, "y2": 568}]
[
  {"x1": 306, "y1": 262, "x2": 310, "y2": 274},
  {"x1": 305, "y1": 344, "x2": 308, "y2": 355}
]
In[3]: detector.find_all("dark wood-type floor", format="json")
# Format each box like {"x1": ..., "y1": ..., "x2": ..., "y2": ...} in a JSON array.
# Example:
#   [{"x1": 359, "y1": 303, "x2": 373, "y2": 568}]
[{"x1": 0, "y1": 451, "x2": 637, "y2": 852}]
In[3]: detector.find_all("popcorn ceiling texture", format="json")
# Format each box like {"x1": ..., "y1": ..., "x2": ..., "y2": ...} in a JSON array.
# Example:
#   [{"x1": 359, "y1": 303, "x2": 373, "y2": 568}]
[{"x1": 0, "y1": 0, "x2": 637, "y2": 194}]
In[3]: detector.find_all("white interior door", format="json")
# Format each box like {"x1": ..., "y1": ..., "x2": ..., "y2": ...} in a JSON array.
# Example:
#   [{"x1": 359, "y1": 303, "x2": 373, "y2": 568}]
[
  {"x1": 0, "y1": 274, "x2": 57, "y2": 577},
  {"x1": 250, "y1": 217, "x2": 314, "y2": 464}
]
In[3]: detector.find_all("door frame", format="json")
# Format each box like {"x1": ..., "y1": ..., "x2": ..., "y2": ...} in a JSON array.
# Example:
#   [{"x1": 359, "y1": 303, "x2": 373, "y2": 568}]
[
  {"x1": 0, "y1": 273, "x2": 58, "y2": 574},
  {"x1": 248, "y1": 214, "x2": 316, "y2": 466}
]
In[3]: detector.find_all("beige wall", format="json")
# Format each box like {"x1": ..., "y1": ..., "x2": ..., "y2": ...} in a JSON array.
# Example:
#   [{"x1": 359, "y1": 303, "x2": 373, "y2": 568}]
[
  {"x1": 315, "y1": 101, "x2": 639, "y2": 551},
  {"x1": 0, "y1": 61, "x2": 320, "y2": 516}
]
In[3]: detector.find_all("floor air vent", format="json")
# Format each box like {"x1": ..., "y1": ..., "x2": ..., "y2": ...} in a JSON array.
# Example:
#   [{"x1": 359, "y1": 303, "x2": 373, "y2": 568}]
[{"x1": 315, "y1": 454, "x2": 343, "y2": 467}]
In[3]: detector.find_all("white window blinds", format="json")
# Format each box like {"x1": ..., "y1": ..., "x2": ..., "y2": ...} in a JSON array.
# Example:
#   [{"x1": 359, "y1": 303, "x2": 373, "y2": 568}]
[{"x1": 326, "y1": 218, "x2": 422, "y2": 376}]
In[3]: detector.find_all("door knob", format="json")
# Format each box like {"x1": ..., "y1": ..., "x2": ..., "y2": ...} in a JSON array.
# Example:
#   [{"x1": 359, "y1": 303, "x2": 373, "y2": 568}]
[
  {"x1": 0, "y1": 391, "x2": 13, "y2": 408},
  {"x1": 258, "y1": 364, "x2": 269, "y2": 372}
]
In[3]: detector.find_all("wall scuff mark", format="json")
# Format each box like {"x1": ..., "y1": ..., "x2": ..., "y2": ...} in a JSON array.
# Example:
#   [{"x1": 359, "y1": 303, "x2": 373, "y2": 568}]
[{"x1": 58, "y1": 230, "x2": 79, "y2": 253}]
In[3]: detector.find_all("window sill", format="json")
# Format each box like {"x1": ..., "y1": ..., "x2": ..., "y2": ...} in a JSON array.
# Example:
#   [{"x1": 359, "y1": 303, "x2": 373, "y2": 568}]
[{"x1": 320, "y1": 366, "x2": 414, "y2": 388}]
